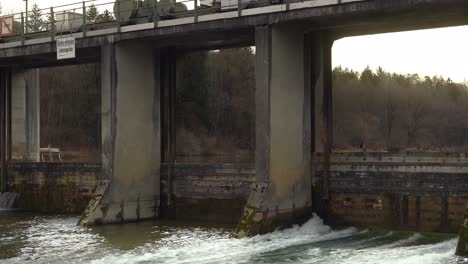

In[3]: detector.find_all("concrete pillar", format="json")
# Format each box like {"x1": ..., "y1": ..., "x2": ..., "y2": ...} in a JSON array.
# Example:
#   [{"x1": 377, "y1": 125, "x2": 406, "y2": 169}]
[
  {"x1": 10, "y1": 68, "x2": 40, "y2": 162},
  {"x1": 160, "y1": 48, "x2": 176, "y2": 214},
  {"x1": 80, "y1": 41, "x2": 161, "y2": 225},
  {"x1": 0, "y1": 69, "x2": 10, "y2": 192},
  {"x1": 309, "y1": 32, "x2": 333, "y2": 218},
  {"x1": 236, "y1": 23, "x2": 313, "y2": 237},
  {"x1": 456, "y1": 208, "x2": 468, "y2": 256},
  {"x1": 309, "y1": 32, "x2": 332, "y2": 154}
]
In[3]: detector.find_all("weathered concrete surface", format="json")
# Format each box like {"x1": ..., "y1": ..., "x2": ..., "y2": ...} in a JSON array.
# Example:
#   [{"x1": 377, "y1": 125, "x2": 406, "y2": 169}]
[
  {"x1": 1, "y1": 0, "x2": 468, "y2": 67},
  {"x1": 237, "y1": 22, "x2": 312, "y2": 237},
  {"x1": 456, "y1": 209, "x2": 468, "y2": 256},
  {"x1": 0, "y1": 192, "x2": 19, "y2": 208},
  {"x1": 0, "y1": 69, "x2": 9, "y2": 193},
  {"x1": 78, "y1": 181, "x2": 110, "y2": 226},
  {"x1": 307, "y1": 31, "x2": 332, "y2": 214},
  {"x1": 80, "y1": 41, "x2": 161, "y2": 225},
  {"x1": 11, "y1": 69, "x2": 40, "y2": 161},
  {"x1": 160, "y1": 163, "x2": 255, "y2": 224},
  {"x1": 314, "y1": 153, "x2": 468, "y2": 233},
  {"x1": 7, "y1": 162, "x2": 100, "y2": 213}
]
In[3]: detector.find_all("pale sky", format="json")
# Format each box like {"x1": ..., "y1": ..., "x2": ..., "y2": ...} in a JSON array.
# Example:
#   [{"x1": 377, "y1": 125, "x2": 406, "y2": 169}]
[
  {"x1": 2, "y1": 1, "x2": 468, "y2": 83},
  {"x1": 1, "y1": 0, "x2": 111, "y2": 14},
  {"x1": 333, "y1": 25, "x2": 468, "y2": 83}
]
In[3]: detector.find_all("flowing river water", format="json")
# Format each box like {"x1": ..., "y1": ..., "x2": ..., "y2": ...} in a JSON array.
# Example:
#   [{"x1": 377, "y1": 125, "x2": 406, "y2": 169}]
[{"x1": 0, "y1": 210, "x2": 466, "y2": 264}]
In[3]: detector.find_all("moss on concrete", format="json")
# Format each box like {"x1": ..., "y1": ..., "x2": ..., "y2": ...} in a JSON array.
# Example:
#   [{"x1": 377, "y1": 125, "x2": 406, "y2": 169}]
[
  {"x1": 236, "y1": 205, "x2": 259, "y2": 238},
  {"x1": 456, "y1": 209, "x2": 468, "y2": 256},
  {"x1": 78, "y1": 181, "x2": 110, "y2": 226}
]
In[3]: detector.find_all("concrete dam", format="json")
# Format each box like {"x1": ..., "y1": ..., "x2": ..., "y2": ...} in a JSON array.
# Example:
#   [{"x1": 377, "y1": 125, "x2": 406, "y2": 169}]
[{"x1": 1, "y1": 0, "x2": 468, "y2": 259}]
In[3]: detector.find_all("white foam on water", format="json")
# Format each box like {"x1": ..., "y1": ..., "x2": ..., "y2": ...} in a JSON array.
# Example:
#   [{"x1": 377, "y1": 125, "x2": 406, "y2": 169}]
[
  {"x1": 2, "y1": 216, "x2": 112, "y2": 264},
  {"x1": 1, "y1": 213, "x2": 461, "y2": 264},
  {"x1": 89, "y1": 215, "x2": 361, "y2": 264},
  {"x1": 325, "y1": 238, "x2": 459, "y2": 264},
  {"x1": 376, "y1": 233, "x2": 423, "y2": 249},
  {"x1": 90, "y1": 214, "x2": 461, "y2": 264}
]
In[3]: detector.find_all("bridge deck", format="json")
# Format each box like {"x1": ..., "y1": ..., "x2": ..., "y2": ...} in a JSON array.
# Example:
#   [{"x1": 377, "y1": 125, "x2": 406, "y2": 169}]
[
  {"x1": 0, "y1": 0, "x2": 468, "y2": 66},
  {"x1": 0, "y1": 0, "x2": 364, "y2": 50}
]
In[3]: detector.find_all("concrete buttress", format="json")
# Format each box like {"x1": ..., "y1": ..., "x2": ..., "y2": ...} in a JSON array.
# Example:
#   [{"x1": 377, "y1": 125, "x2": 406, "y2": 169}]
[
  {"x1": 236, "y1": 23, "x2": 315, "y2": 237},
  {"x1": 79, "y1": 41, "x2": 161, "y2": 225},
  {"x1": 11, "y1": 68, "x2": 40, "y2": 162}
]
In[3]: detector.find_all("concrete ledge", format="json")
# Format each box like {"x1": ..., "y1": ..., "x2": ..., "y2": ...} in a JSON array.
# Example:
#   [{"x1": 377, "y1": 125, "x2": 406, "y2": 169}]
[
  {"x1": 8, "y1": 162, "x2": 101, "y2": 172},
  {"x1": 121, "y1": 23, "x2": 154, "y2": 33},
  {"x1": 198, "y1": 11, "x2": 238, "y2": 22},
  {"x1": 24, "y1": 37, "x2": 52, "y2": 46},
  {"x1": 86, "y1": 28, "x2": 119, "y2": 37},
  {"x1": 159, "y1": 17, "x2": 196, "y2": 27},
  {"x1": 8, "y1": 162, "x2": 100, "y2": 213}
]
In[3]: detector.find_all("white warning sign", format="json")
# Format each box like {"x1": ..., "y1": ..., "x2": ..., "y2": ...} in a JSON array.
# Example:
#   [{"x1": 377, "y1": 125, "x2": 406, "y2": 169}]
[
  {"x1": 0, "y1": 16, "x2": 15, "y2": 36},
  {"x1": 56, "y1": 37, "x2": 76, "y2": 60}
]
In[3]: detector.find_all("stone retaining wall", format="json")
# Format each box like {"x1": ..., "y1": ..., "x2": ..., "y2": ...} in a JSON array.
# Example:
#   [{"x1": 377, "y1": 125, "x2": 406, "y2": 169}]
[
  {"x1": 314, "y1": 153, "x2": 468, "y2": 233},
  {"x1": 7, "y1": 162, "x2": 100, "y2": 213},
  {"x1": 160, "y1": 163, "x2": 256, "y2": 224},
  {"x1": 8, "y1": 154, "x2": 468, "y2": 233}
]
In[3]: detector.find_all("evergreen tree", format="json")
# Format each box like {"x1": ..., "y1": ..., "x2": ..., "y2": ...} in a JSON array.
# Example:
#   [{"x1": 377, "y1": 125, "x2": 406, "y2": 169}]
[
  {"x1": 27, "y1": 4, "x2": 45, "y2": 32},
  {"x1": 86, "y1": 4, "x2": 99, "y2": 24},
  {"x1": 96, "y1": 10, "x2": 114, "y2": 23}
]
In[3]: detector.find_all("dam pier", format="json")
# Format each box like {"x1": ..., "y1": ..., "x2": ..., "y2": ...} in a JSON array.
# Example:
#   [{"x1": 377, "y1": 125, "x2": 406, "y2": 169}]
[{"x1": 1, "y1": 0, "x2": 468, "y2": 255}]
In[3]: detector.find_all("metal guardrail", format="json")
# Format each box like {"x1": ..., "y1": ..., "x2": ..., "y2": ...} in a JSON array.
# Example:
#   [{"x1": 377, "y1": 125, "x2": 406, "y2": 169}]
[
  {"x1": 0, "y1": 0, "x2": 364, "y2": 48},
  {"x1": 0, "y1": 0, "x2": 243, "y2": 40}
]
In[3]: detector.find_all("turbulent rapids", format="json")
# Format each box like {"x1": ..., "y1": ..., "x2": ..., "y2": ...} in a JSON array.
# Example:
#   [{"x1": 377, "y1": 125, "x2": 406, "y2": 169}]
[{"x1": 0, "y1": 211, "x2": 465, "y2": 264}]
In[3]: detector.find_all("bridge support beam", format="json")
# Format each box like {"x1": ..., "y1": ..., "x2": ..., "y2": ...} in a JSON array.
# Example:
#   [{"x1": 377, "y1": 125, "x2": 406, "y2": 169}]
[
  {"x1": 10, "y1": 69, "x2": 40, "y2": 162},
  {"x1": 310, "y1": 31, "x2": 333, "y2": 219},
  {"x1": 79, "y1": 41, "x2": 161, "y2": 225},
  {"x1": 236, "y1": 23, "x2": 315, "y2": 237},
  {"x1": 0, "y1": 68, "x2": 11, "y2": 192}
]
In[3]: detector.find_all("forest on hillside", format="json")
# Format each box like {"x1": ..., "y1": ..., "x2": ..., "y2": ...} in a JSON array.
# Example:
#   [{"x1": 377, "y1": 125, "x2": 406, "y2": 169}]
[
  {"x1": 333, "y1": 66, "x2": 468, "y2": 152},
  {"x1": 40, "y1": 63, "x2": 101, "y2": 162},
  {"x1": 37, "y1": 48, "x2": 468, "y2": 163},
  {"x1": 176, "y1": 48, "x2": 256, "y2": 163}
]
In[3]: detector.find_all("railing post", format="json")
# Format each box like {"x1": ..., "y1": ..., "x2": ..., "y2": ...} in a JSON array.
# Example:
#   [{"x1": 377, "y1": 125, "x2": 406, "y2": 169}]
[
  {"x1": 237, "y1": 0, "x2": 242, "y2": 17},
  {"x1": 117, "y1": 1, "x2": 121, "y2": 32},
  {"x1": 50, "y1": 7, "x2": 55, "y2": 41},
  {"x1": 194, "y1": 0, "x2": 198, "y2": 23},
  {"x1": 83, "y1": 1, "x2": 87, "y2": 37},
  {"x1": 153, "y1": 0, "x2": 159, "y2": 27},
  {"x1": 20, "y1": 13, "x2": 25, "y2": 45}
]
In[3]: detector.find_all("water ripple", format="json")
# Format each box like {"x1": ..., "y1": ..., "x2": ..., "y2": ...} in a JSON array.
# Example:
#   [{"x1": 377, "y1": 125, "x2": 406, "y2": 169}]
[{"x1": 0, "y1": 212, "x2": 463, "y2": 264}]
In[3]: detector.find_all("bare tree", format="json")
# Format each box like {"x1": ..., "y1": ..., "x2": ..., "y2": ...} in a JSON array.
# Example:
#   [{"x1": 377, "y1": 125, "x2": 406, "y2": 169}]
[{"x1": 403, "y1": 97, "x2": 428, "y2": 148}]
